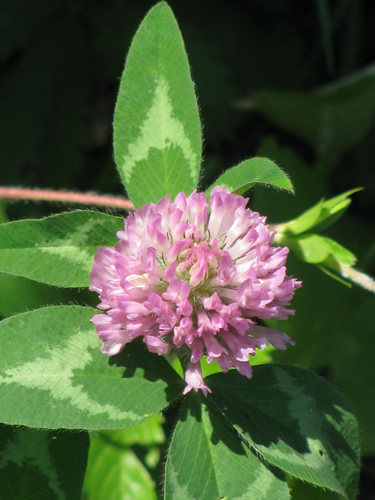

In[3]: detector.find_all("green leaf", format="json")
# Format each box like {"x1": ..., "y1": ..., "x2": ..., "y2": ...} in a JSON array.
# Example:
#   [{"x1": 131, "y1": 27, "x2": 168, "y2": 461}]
[
  {"x1": 277, "y1": 233, "x2": 332, "y2": 264},
  {"x1": 277, "y1": 189, "x2": 361, "y2": 235},
  {"x1": 83, "y1": 416, "x2": 164, "y2": 500},
  {"x1": 83, "y1": 436, "x2": 158, "y2": 500},
  {"x1": 206, "y1": 157, "x2": 293, "y2": 198},
  {"x1": 0, "y1": 306, "x2": 183, "y2": 430},
  {"x1": 99, "y1": 413, "x2": 165, "y2": 448},
  {"x1": 113, "y1": 2, "x2": 202, "y2": 207},
  {"x1": 313, "y1": 188, "x2": 362, "y2": 233},
  {"x1": 279, "y1": 200, "x2": 325, "y2": 235},
  {"x1": 253, "y1": 66, "x2": 375, "y2": 158},
  {"x1": 0, "y1": 424, "x2": 89, "y2": 500},
  {"x1": 164, "y1": 393, "x2": 290, "y2": 500},
  {"x1": 289, "y1": 477, "x2": 350, "y2": 500},
  {"x1": 0, "y1": 211, "x2": 124, "y2": 288},
  {"x1": 321, "y1": 261, "x2": 375, "y2": 294},
  {"x1": 321, "y1": 238, "x2": 357, "y2": 267},
  {"x1": 271, "y1": 257, "x2": 375, "y2": 456},
  {"x1": 0, "y1": 275, "x2": 79, "y2": 318},
  {"x1": 208, "y1": 366, "x2": 360, "y2": 499}
]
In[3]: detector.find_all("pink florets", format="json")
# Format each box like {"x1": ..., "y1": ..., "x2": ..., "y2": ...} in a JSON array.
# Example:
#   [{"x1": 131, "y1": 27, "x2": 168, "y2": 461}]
[{"x1": 89, "y1": 187, "x2": 301, "y2": 395}]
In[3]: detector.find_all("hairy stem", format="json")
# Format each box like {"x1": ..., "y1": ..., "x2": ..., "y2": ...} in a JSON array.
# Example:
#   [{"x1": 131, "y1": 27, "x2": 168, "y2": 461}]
[{"x1": 0, "y1": 187, "x2": 135, "y2": 211}]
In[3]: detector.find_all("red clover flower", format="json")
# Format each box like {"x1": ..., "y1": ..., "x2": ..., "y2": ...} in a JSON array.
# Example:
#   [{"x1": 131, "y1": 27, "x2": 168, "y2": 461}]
[{"x1": 90, "y1": 187, "x2": 301, "y2": 395}]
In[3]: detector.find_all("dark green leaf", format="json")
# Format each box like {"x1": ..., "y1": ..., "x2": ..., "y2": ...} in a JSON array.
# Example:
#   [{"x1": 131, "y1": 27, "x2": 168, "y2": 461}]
[
  {"x1": 253, "y1": 66, "x2": 375, "y2": 158},
  {"x1": 0, "y1": 306, "x2": 183, "y2": 430},
  {"x1": 208, "y1": 366, "x2": 360, "y2": 498},
  {"x1": 0, "y1": 275, "x2": 80, "y2": 318},
  {"x1": 165, "y1": 393, "x2": 289, "y2": 500},
  {"x1": 0, "y1": 424, "x2": 89, "y2": 500}
]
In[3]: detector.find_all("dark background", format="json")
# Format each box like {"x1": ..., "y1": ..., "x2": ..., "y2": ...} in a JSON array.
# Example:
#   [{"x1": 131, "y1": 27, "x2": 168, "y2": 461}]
[{"x1": 1, "y1": 1, "x2": 375, "y2": 497}]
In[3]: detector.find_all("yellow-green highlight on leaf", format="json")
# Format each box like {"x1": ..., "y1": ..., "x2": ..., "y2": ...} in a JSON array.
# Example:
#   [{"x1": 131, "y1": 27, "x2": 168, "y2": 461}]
[
  {"x1": 0, "y1": 306, "x2": 183, "y2": 430},
  {"x1": 271, "y1": 188, "x2": 375, "y2": 293},
  {"x1": 0, "y1": 327, "x2": 138, "y2": 424},
  {"x1": 321, "y1": 237, "x2": 357, "y2": 267},
  {"x1": 205, "y1": 157, "x2": 294, "y2": 199},
  {"x1": 114, "y1": 2, "x2": 202, "y2": 207},
  {"x1": 121, "y1": 77, "x2": 198, "y2": 187}
]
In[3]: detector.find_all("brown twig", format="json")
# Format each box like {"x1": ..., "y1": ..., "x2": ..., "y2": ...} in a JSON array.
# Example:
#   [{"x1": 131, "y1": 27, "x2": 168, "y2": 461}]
[{"x1": 0, "y1": 187, "x2": 135, "y2": 211}]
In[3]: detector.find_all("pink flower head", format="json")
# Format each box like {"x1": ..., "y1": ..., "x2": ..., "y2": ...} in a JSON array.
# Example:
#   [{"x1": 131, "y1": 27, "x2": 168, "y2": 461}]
[{"x1": 90, "y1": 187, "x2": 301, "y2": 395}]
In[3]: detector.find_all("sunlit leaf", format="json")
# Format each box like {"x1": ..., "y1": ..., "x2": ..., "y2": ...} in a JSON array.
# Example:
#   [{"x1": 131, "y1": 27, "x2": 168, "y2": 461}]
[
  {"x1": 277, "y1": 233, "x2": 332, "y2": 264},
  {"x1": 0, "y1": 306, "x2": 183, "y2": 430},
  {"x1": 277, "y1": 189, "x2": 361, "y2": 236},
  {"x1": 279, "y1": 200, "x2": 325, "y2": 235},
  {"x1": 0, "y1": 211, "x2": 124, "y2": 288},
  {"x1": 113, "y1": 2, "x2": 202, "y2": 207},
  {"x1": 206, "y1": 157, "x2": 293, "y2": 198}
]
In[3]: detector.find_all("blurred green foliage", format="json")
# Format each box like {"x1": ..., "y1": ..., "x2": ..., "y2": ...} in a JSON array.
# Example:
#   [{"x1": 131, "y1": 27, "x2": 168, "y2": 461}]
[{"x1": 1, "y1": 0, "x2": 375, "y2": 497}]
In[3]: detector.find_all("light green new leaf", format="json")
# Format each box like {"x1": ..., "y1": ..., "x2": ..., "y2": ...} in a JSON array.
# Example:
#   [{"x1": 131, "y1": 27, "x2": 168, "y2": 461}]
[
  {"x1": 113, "y1": 2, "x2": 202, "y2": 207},
  {"x1": 277, "y1": 233, "x2": 332, "y2": 264},
  {"x1": 274, "y1": 230, "x2": 357, "y2": 269},
  {"x1": 279, "y1": 200, "x2": 325, "y2": 235},
  {"x1": 312, "y1": 188, "x2": 362, "y2": 233},
  {"x1": 206, "y1": 157, "x2": 293, "y2": 198},
  {"x1": 208, "y1": 366, "x2": 360, "y2": 499},
  {"x1": 0, "y1": 425, "x2": 89, "y2": 500},
  {"x1": 164, "y1": 393, "x2": 289, "y2": 500},
  {"x1": 278, "y1": 189, "x2": 361, "y2": 235},
  {"x1": 0, "y1": 211, "x2": 124, "y2": 288},
  {"x1": 0, "y1": 306, "x2": 183, "y2": 430},
  {"x1": 321, "y1": 238, "x2": 357, "y2": 267}
]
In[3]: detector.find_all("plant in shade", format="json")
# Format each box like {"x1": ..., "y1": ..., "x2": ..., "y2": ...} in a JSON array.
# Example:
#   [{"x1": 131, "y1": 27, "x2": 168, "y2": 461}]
[{"x1": 1, "y1": 2, "x2": 372, "y2": 499}]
